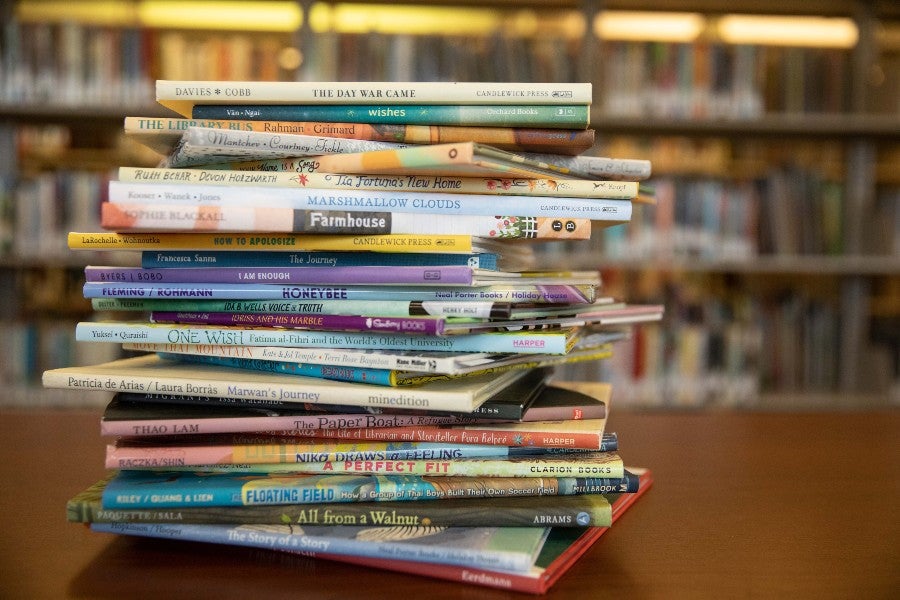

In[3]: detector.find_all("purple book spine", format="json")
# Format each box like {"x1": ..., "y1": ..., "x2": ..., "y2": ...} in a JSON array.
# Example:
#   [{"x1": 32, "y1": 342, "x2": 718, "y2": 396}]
[
  {"x1": 84, "y1": 265, "x2": 475, "y2": 285},
  {"x1": 150, "y1": 311, "x2": 446, "y2": 335}
]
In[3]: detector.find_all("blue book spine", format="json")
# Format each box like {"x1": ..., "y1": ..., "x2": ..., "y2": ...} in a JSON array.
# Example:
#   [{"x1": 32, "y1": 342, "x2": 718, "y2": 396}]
[
  {"x1": 158, "y1": 352, "x2": 397, "y2": 386},
  {"x1": 191, "y1": 103, "x2": 591, "y2": 129},
  {"x1": 141, "y1": 250, "x2": 497, "y2": 270}
]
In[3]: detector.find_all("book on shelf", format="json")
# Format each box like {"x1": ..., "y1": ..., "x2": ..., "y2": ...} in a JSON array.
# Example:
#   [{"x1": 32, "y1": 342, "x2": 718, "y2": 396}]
[
  {"x1": 67, "y1": 231, "x2": 480, "y2": 253},
  {"x1": 105, "y1": 432, "x2": 618, "y2": 477},
  {"x1": 123, "y1": 117, "x2": 597, "y2": 156},
  {"x1": 309, "y1": 468, "x2": 652, "y2": 595},
  {"x1": 189, "y1": 104, "x2": 591, "y2": 130},
  {"x1": 106, "y1": 179, "x2": 636, "y2": 221},
  {"x1": 99, "y1": 382, "x2": 611, "y2": 436},
  {"x1": 155, "y1": 81, "x2": 593, "y2": 117},
  {"x1": 69, "y1": 475, "x2": 627, "y2": 527},
  {"x1": 92, "y1": 521, "x2": 550, "y2": 575},
  {"x1": 42, "y1": 353, "x2": 536, "y2": 413},
  {"x1": 213, "y1": 142, "x2": 651, "y2": 181},
  {"x1": 99, "y1": 203, "x2": 595, "y2": 239},
  {"x1": 136, "y1": 250, "x2": 501, "y2": 270},
  {"x1": 72, "y1": 322, "x2": 593, "y2": 354},
  {"x1": 162, "y1": 126, "x2": 408, "y2": 168}
]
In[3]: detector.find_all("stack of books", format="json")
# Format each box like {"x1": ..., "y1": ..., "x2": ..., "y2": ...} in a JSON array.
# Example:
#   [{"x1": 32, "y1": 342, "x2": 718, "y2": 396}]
[{"x1": 47, "y1": 81, "x2": 659, "y2": 594}]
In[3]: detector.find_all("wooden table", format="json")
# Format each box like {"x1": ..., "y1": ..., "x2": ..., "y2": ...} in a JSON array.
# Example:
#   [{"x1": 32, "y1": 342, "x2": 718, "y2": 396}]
[{"x1": 1, "y1": 406, "x2": 898, "y2": 599}]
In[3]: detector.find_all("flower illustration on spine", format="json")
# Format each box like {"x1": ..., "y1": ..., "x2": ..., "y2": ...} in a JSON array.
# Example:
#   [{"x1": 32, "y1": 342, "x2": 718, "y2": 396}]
[{"x1": 489, "y1": 216, "x2": 537, "y2": 238}]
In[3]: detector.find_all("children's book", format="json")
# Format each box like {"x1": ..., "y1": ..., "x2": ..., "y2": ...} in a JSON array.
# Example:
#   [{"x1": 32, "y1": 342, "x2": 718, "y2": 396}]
[
  {"x1": 98, "y1": 465, "x2": 629, "y2": 510},
  {"x1": 71, "y1": 321, "x2": 590, "y2": 354},
  {"x1": 123, "y1": 117, "x2": 596, "y2": 156},
  {"x1": 104, "y1": 434, "x2": 585, "y2": 470},
  {"x1": 99, "y1": 381, "x2": 611, "y2": 436},
  {"x1": 305, "y1": 468, "x2": 652, "y2": 594},
  {"x1": 116, "y1": 166, "x2": 637, "y2": 198},
  {"x1": 91, "y1": 521, "x2": 551, "y2": 575},
  {"x1": 163, "y1": 126, "x2": 408, "y2": 168},
  {"x1": 84, "y1": 265, "x2": 602, "y2": 287},
  {"x1": 155, "y1": 81, "x2": 593, "y2": 116},
  {"x1": 137, "y1": 250, "x2": 501, "y2": 270},
  {"x1": 216, "y1": 142, "x2": 648, "y2": 181},
  {"x1": 80, "y1": 282, "x2": 598, "y2": 304},
  {"x1": 105, "y1": 179, "x2": 635, "y2": 221},
  {"x1": 67, "y1": 232, "x2": 480, "y2": 253},
  {"x1": 41, "y1": 353, "x2": 533, "y2": 412},
  {"x1": 190, "y1": 104, "x2": 590, "y2": 129},
  {"x1": 99, "y1": 203, "x2": 594, "y2": 238},
  {"x1": 69, "y1": 475, "x2": 633, "y2": 527}
]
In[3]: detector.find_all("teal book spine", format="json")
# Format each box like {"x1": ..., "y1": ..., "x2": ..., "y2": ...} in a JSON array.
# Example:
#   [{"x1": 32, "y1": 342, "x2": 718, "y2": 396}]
[{"x1": 191, "y1": 104, "x2": 590, "y2": 129}]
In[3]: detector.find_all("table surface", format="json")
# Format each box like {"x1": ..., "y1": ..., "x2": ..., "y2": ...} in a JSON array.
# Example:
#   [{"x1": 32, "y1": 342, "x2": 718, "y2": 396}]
[{"x1": 1, "y1": 405, "x2": 898, "y2": 599}]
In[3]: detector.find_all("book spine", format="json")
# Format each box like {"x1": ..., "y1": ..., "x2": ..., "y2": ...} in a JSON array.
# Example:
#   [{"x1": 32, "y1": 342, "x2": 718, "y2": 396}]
[
  {"x1": 86, "y1": 265, "x2": 475, "y2": 286},
  {"x1": 191, "y1": 104, "x2": 591, "y2": 129},
  {"x1": 67, "y1": 232, "x2": 475, "y2": 253},
  {"x1": 105, "y1": 439, "x2": 516, "y2": 470},
  {"x1": 81, "y1": 283, "x2": 595, "y2": 304},
  {"x1": 72, "y1": 493, "x2": 613, "y2": 527},
  {"x1": 116, "y1": 166, "x2": 638, "y2": 199},
  {"x1": 157, "y1": 352, "x2": 401, "y2": 386},
  {"x1": 118, "y1": 342, "x2": 475, "y2": 374},
  {"x1": 72, "y1": 322, "x2": 577, "y2": 354},
  {"x1": 155, "y1": 80, "x2": 593, "y2": 105},
  {"x1": 106, "y1": 181, "x2": 634, "y2": 221},
  {"x1": 99, "y1": 471, "x2": 638, "y2": 509},
  {"x1": 89, "y1": 522, "x2": 537, "y2": 574},
  {"x1": 150, "y1": 312, "x2": 446, "y2": 336},
  {"x1": 122, "y1": 118, "x2": 596, "y2": 155},
  {"x1": 138, "y1": 250, "x2": 498, "y2": 270},
  {"x1": 188, "y1": 452, "x2": 624, "y2": 478},
  {"x1": 523, "y1": 152, "x2": 653, "y2": 181},
  {"x1": 278, "y1": 423, "x2": 609, "y2": 450},
  {"x1": 100, "y1": 203, "x2": 592, "y2": 238},
  {"x1": 92, "y1": 298, "x2": 510, "y2": 319},
  {"x1": 165, "y1": 127, "x2": 405, "y2": 168}
]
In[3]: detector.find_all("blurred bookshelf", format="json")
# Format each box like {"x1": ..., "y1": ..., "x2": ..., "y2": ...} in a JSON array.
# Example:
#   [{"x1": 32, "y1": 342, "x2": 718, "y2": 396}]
[{"x1": 1, "y1": 0, "x2": 898, "y2": 408}]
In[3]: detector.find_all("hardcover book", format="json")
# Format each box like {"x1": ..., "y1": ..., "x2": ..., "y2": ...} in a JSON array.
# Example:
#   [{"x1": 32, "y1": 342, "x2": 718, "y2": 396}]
[
  {"x1": 156, "y1": 81, "x2": 593, "y2": 116},
  {"x1": 41, "y1": 353, "x2": 533, "y2": 412},
  {"x1": 116, "y1": 166, "x2": 638, "y2": 199},
  {"x1": 98, "y1": 381, "x2": 610, "y2": 436},
  {"x1": 162, "y1": 126, "x2": 407, "y2": 168},
  {"x1": 123, "y1": 117, "x2": 596, "y2": 156},
  {"x1": 91, "y1": 521, "x2": 551, "y2": 575},
  {"x1": 99, "y1": 204, "x2": 594, "y2": 238},
  {"x1": 136, "y1": 250, "x2": 501, "y2": 270},
  {"x1": 71, "y1": 322, "x2": 591, "y2": 354},
  {"x1": 217, "y1": 142, "x2": 649, "y2": 181},
  {"x1": 105, "y1": 179, "x2": 635, "y2": 221},
  {"x1": 306, "y1": 468, "x2": 652, "y2": 594},
  {"x1": 190, "y1": 104, "x2": 591, "y2": 129},
  {"x1": 69, "y1": 476, "x2": 625, "y2": 527}
]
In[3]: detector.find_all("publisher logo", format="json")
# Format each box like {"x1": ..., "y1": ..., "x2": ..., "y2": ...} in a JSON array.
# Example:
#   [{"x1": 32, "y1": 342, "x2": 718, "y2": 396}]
[{"x1": 576, "y1": 512, "x2": 591, "y2": 526}]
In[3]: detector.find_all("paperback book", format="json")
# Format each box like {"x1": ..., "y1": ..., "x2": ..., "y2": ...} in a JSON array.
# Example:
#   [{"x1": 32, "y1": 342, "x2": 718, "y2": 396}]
[{"x1": 136, "y1": 250, "x2": 501, "y2": 270}]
